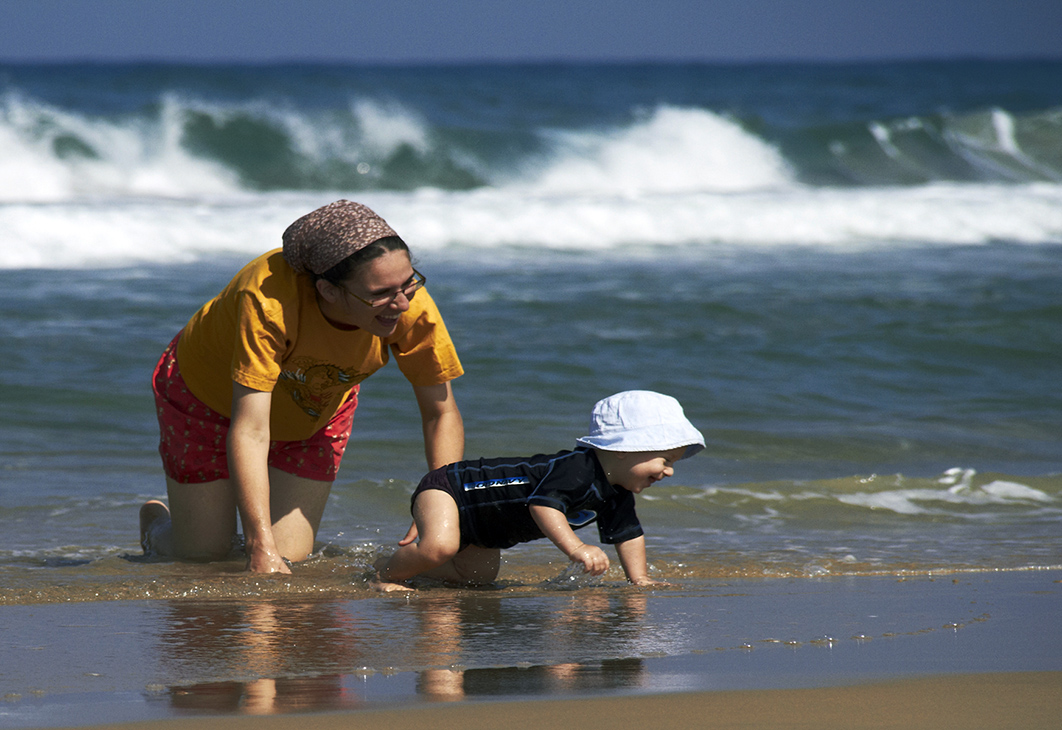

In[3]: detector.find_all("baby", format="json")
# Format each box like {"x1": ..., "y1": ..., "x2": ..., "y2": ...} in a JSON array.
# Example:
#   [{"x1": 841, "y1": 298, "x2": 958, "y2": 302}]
[{"x1": 373, "y1": 390, "x2": 704, "y2": 591}]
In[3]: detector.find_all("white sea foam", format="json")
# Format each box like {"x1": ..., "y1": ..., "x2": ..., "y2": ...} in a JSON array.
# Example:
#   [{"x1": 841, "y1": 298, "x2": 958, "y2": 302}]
[
  {"x1": 0, "y1": 91, "x2": 441, "y2": 204},
  {"x1": 390, "y1": 181, "x2": 1062, "y2": 251},
  {"x1": 837, "y1": 478, "x2": 1055, "y2": 516},
  {"x1": 980, "y1": 480, "x2": 1055, "y2": 502},
  {"x1": 523, "y1": 106, "x2": 795, "y2": 195},
  {"x1": 0, "y1": 92, "x2": 242, "y2": 202},
  {"x1": 680, "y1": 470, "x2": 1057, "y2": 520},
  {"x1": 0, "y1": 198, "x2": 301, "y2": 268},
  {"x1": 351, "y1": 98, "x2": 431, "y2": 157},
  {"x1": 2, "y1": 100, "x2": 1062, "y2": 268},
  {"x1": 3, "y1": 180, "x2": 1061, "y2": 269}
]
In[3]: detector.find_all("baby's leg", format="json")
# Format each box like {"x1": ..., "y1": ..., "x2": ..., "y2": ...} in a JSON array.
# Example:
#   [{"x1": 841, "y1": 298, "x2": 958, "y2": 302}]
[
  {"x1": 421, "y1": 545, "x2": 501, "y2": 585},
  {"x1": 374, "y1": 489, "x2": 462, "y2": 590}
]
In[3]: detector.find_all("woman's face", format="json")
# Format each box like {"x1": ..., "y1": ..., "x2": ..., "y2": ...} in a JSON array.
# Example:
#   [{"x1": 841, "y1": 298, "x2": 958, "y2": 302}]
[{"x1": 316, "y1": 249, "x2": 416, "y2": 337}]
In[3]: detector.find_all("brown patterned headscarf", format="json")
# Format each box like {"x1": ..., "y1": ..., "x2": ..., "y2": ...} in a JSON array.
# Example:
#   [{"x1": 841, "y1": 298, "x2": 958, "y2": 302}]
[{"x1": 281, "y1": 200, "x2": 399, "y2": 275}]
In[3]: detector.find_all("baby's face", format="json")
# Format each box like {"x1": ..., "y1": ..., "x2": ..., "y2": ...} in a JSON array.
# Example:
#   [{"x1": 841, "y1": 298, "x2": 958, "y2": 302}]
[{"x1": 612, "y1": 446, "x2": 686, "y2": 493}]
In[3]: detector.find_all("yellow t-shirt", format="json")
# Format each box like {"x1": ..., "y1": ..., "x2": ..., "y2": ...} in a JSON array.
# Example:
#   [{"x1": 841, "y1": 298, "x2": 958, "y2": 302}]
[{"x1": 175, "y1": 249, "x2": 463, "y2": 442}]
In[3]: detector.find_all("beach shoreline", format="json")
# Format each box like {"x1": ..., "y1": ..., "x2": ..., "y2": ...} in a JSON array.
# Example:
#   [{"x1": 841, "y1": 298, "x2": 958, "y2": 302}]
[
  {"x1": 53, "y1": 671, "x2": 1062, "y2": 730},
  {"x1": 3, "y1": 569, "x2": 1059, "y2": 729}
]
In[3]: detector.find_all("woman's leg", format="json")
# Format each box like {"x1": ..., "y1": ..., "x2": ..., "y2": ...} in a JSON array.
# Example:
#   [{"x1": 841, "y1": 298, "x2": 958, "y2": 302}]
[
  {"x1": 138, "y1": 500, "x2": 174, "y2": 556},
  {"x1": 139, "y1": 477, "x2": 239, "y2": 561},
  {"x1": 168, "y1": 478, "x2": 240, "y2": 561},
  {"x1": 266, "y1": 467, "x2": 333, "y2": 562},
  {"x1": 142, "y1": 470, "x2": 331, "y2": 563}
]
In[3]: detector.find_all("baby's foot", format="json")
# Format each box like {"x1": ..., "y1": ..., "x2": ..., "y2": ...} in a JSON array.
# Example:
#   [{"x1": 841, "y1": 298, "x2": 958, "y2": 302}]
[
  {"x1": 369, "y1": 555, "x2": 414, "y2": 591},
  {"x1": 371, "y1": 578, "x2": 415, "y2": 593}
]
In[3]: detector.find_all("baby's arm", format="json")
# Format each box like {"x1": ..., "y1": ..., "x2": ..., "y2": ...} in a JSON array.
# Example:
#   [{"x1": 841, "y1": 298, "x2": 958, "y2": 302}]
[
  {"x1": 615, "y1": 535, "x2": 668, "y2": 586},
  {"x1": 529, "y1": 504, "x2": 610, "y2": 575}
]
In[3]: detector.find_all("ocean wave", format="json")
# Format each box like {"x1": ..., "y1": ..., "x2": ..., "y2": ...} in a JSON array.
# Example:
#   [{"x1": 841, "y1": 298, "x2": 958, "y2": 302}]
[
  {"x1": 519, "y1": 106, "x2": 795, "y2": 194},
  {"x1": 2, "y1": 75, "x2": 1062, "y2": 268},
  {"x1": 0, "y1": 91, "x2": 242, "y2": 200},
  {"x1": 0, "y1": 92, "x2": 795, "y2": 201},
  {"x1": 0, "y1": 90, "x2": 489, "y2": 201},
  {"x1": 797, "y1": 107, "x2": 1062, "y2": 186},
  {"x1": 3, "y1": 78, "x2": 1061, "y2": 204},
  {"x1": 649, "y1": 468, "x2": 1062, "y2": 523}
]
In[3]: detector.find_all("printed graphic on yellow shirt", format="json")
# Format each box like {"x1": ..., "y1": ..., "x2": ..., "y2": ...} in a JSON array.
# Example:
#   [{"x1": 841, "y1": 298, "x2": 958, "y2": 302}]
[{"x1": 276, "y1": 358, "x2": 366, "y2": 419}]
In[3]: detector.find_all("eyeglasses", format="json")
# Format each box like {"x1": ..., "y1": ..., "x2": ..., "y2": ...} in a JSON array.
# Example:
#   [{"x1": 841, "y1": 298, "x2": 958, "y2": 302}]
[{"x1": 340, "y1": 268, "x2": 426, "y2": 308}]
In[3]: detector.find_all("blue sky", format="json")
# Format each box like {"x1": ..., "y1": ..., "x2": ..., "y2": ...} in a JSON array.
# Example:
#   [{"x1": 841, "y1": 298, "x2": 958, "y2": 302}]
[{"x1": 1, "y1": 0, "x2": 1060, "y2": 63}]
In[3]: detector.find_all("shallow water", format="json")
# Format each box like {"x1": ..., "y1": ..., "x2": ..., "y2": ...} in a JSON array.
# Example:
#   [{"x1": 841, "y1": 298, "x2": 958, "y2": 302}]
[
  {"x1": 2, "y1": 246, "x2": 1062, "y2": 605},
  {"x1": 1, "y1": 571, "x2": 1059, "y2": 727}
]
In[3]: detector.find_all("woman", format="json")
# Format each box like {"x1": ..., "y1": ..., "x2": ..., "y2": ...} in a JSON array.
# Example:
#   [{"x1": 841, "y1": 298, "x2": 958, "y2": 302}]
[{"x1": 140, "y1": 200, "x2": 464, "y2": 574}]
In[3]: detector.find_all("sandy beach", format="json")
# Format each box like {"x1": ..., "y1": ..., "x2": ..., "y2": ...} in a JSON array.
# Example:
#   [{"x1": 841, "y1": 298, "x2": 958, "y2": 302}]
[
  {"x1": 3, "y1": 569, "x2": 1060, "y2": 729},
  {"x1": 58, "y1": 672, "x2": 1062, "y2": 730}
]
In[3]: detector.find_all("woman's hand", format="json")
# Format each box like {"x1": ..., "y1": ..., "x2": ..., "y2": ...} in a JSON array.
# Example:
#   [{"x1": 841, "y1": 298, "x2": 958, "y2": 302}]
[{"x1": 246, "y1": 542, "x2": 292, "y2": 574}]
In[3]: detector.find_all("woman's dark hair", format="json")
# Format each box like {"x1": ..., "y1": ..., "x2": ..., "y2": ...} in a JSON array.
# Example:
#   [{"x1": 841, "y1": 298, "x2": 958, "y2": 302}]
[{"x1": 314, "y1": 235, "x2": 410, "y2": 285}]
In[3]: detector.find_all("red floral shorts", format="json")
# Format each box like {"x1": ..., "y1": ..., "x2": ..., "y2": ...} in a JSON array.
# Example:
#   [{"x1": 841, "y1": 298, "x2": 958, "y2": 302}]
[{"x1": 152, "y1": 335, "x2": 357, "y2": 484}]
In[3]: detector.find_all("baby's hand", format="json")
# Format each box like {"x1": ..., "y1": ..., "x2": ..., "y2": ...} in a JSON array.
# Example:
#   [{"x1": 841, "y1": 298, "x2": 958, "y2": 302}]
[{"x1": 569, "y1": 544, "x2": 610, "y2": 576}]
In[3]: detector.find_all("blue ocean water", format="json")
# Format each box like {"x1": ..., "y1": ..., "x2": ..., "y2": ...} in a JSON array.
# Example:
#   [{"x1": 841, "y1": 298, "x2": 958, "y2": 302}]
[{"x1": 0, "y1": 61, "x2": 1060, "y2": 605}]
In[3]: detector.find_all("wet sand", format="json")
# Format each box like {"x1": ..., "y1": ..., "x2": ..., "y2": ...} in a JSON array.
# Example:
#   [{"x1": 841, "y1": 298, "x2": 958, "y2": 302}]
[
  {"x1": 60, "y1": 672, "x2": 1062, "y2": 730},
  {"x1": 3, "y1": 570, "x2": 1060, "y2": 729}
]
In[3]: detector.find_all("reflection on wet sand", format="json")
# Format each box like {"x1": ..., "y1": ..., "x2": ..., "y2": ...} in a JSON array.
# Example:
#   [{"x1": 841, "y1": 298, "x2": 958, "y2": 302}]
[
  {"x1": 411, "y1": 590, "x2": 652, "y2": 702},
  {"x1": 154, "y1": 589, "x2": 658, "y2": 714},
  {"x1": 167, "y1": 676, "x2": 348, "y2": 715},
  {"x1": 418, "y1": 659, "x2": 647, "y2": 703},
  {"x1": 157, "y1": 600, "x2": 359, "y2": 715}
]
